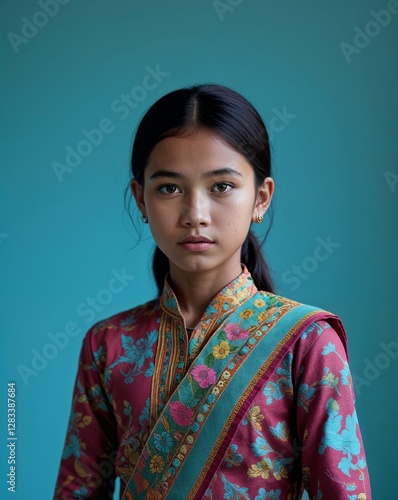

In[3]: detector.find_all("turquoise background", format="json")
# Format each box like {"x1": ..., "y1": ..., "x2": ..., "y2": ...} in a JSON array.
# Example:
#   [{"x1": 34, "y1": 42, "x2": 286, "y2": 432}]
[{"x1": 1, "y1": 0, "x2": 397, "y2": 498}]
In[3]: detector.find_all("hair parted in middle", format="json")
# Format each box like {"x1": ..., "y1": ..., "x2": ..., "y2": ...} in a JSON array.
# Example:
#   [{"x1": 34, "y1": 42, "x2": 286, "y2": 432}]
[{"x1": 128, "y1": 83, "x2": 275, "y2": 295}]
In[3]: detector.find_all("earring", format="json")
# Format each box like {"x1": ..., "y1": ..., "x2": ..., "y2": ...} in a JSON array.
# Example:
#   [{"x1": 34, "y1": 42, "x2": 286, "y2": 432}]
[
  {"x1": 141, "y1": 214, "x2": 148, "y2": 224},
  {"x1": 256, "y1": 214, "x2": 264, "y2": 224}
]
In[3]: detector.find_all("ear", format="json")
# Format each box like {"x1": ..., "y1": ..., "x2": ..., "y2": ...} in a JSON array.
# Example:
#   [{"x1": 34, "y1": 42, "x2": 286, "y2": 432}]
[
  {"x1": 252, "y1": 177, "x2": 274, "y2": 221},
  {"x1": 130, "y1": 179, "x2": 146, "y2": 217}
]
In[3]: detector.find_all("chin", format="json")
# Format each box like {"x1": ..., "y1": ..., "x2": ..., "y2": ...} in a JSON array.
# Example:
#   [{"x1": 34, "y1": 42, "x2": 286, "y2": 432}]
[{"x1": 170, "y1": 256, "x2": 220, "y2": 274}]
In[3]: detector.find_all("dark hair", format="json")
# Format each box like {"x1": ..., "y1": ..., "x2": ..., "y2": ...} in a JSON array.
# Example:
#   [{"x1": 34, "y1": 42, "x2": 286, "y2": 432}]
[{"x1": 128, "y1": 83, "x2": 275, "y2": 295}]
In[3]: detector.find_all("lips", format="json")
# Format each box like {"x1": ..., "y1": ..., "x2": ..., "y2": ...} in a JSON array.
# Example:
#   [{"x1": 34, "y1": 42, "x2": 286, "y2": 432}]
[
  {"x1": 179, "y1": 235, "x2": 214, "y2": 244},
  {"x1": 178, "y1": 235, "x2": 214, "y2": 252}
]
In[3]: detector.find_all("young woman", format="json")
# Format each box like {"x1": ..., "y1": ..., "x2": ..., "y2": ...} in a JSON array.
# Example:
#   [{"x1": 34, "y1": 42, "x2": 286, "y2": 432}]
[{"x1": 54, "y1": 84, "x2": 371, "y2": 499}]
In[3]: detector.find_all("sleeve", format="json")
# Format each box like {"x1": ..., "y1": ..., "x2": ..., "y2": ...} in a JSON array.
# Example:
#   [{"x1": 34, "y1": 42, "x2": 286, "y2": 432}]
[
  {"x1": 53, "y1": 328, "x2": 118, "y2": 499},
  {"x1": 294, "y1": 320, "x2": 372, "y2": 500}
]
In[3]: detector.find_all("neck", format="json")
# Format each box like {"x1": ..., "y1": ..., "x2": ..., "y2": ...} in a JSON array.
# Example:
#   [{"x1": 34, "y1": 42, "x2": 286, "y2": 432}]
[{"x1": 168, "y1": 261, "x2": 243, "y2": 329}]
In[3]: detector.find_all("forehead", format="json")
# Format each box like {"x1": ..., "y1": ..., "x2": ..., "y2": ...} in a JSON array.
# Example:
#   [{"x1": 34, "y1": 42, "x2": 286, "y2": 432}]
[{"x1": 145, "y1": 131, "x2": 254, "y2": 178}]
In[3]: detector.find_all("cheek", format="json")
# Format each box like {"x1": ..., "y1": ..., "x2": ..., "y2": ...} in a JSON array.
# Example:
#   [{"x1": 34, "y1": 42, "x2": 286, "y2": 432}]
[
  {"x1": 215, "y1": 198, "x2": 254, "y2": 222},
  {"x1": 214, "y1": 206, "x2": 253, "y2": 240}
]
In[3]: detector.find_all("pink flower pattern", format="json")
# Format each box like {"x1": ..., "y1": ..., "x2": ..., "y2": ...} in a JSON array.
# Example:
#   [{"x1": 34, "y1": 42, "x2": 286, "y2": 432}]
[
  {"x1": 191, "y1": 364, "x2": 217, "y2": 388},
  {"x1": 224, "y1": 323, "x2": 248, "y2": 341},
  {"x1": 169, "y1": 401, "x2": 194, "y2": 426}
]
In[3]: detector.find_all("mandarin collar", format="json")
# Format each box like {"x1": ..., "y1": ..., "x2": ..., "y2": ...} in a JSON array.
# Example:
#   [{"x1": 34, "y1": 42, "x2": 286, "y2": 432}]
[{"x1": 160, "y1": 265, "x2": 258, "y2": 321}]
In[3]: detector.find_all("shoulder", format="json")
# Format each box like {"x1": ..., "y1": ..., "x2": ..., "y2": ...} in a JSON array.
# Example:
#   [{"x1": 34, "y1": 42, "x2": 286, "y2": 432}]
[
  {"x1": 82, "y1": 297, "x2": 161, "y2": 350},
  {"x1": 255, "y1": 290, "x2": 348, "y2": 366},
  {"x1": 295, "y1": 319, "x2": 347, "y2": 361}
]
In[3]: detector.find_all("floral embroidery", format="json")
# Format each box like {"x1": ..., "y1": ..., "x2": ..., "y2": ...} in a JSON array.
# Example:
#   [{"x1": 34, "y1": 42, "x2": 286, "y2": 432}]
[
  {"x1": 153, "y1": 431, "x2": 172, "y2": 453},
  {"x1": 169, "y1": 401, "x2": 194, "y2": 426},
  {"x1": 263, "y1": 353, "x2": 293, "y2": 405},
  {"x1": 149, "y1": 454, "x2": 164, "y2": 473},
  {"x1": 191, "y1": 364, "x2": 217, "y2": 388},
  {"x1": 212, "y1": 341, "x2": 230, "y2": 359},
  {"x1": 224, "y1": 444, "x2": 244, "y2": 467},
  {"x1": 247, "y1": 405, "x2": 264, "y2": 431},
  {"x1": 221, "y1": 473, "x2": 250, "y2": 499},
  {"x1": 319, "y1": 399, "x2": 367, "y2": 478},
  {"x1": 224, "y1": 323, "x2": 248, "y2": 341},
  {"x1": 254, "y1": 488, "x2": 281, "y2": 500},
  {"x1": 251, "y1": 436, "x2": 273, "y2": 457},
  {"x1": 248, "y1": 458, "x2": 272, "y2": 479},
  {"x1": 240, "y1": 309, "x2": 254, "y2": 319},
  {"x1": 269, "y1": 422, "x2": 289, "y2": 442},
  {"x1": 254, "y1": 299, "x2": 265, "y2": 308}
]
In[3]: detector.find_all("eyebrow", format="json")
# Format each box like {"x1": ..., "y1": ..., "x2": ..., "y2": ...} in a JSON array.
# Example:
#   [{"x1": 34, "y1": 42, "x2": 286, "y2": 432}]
[{"x1": 149, "y1": 167, "x2": 243, "y2": 180}]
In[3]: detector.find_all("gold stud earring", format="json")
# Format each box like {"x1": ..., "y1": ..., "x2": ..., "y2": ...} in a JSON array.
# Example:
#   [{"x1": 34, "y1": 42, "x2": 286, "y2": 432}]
[
  {"x1": 256, "y1": 214, "x2": 264, "y2": 224},
  {"x1": 141, "y1": 215, "x2": 148, "y2": 224}
]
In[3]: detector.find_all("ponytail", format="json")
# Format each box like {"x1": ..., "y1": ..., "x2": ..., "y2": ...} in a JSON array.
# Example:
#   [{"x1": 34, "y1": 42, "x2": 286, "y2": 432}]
[
  {"x1": 241, "y1": 231, "x2": 275, "y2": 293},
  {"x1": 153, "y1": 246, "x2": 170, "y2": 296},
  {"x1": 153, "y1": 231, "x2": 274, "y2": 297}
]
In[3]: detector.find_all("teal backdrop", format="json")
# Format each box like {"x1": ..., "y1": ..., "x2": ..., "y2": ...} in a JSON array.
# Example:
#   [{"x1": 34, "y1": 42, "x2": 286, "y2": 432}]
[{"x1": 1, "y1": 1, "x2": 397, "y2": 498}]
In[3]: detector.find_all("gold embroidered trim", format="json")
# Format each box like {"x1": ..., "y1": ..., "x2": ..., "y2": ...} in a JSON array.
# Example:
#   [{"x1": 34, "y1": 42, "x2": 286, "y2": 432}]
[{"x1": 150, "y1": 311, "x2": 168, "y2": 428}]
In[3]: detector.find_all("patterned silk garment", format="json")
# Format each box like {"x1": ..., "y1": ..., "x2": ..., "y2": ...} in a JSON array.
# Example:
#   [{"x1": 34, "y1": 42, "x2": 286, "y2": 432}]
[{"x1": 53, "y1": 267, "x2": 371, "y2": 499}]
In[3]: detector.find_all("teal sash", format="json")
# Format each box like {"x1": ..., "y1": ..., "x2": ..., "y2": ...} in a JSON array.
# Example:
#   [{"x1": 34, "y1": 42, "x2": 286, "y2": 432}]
[{"x1": 122, "y1": 292, "x2": 346, "y2": 499}]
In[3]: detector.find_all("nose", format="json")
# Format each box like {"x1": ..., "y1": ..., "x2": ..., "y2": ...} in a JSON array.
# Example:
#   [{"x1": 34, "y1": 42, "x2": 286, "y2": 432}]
[{"x1": 180, "y1": 191, "x2": 211, "y2": 227}]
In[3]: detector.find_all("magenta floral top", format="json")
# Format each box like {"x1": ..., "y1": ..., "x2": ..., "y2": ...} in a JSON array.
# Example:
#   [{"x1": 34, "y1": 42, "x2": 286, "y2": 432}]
[{"x1": 54, "y1": 267, "x2": 371, "y2": 499}]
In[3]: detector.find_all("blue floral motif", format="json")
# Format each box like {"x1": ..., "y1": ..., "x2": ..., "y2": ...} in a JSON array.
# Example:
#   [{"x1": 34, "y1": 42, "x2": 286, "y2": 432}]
[
  {"x1": 340, "y1": 363, "x2": 350, "y2": 385},
  {"x1": 73, "y1": 485, "x2": 89, "y2": 498},
  {"x1": 297, "y1": 383, "x2": 316, "y2": 412},
  {"x1": 93, "y1": 346, "x2": 105, "y2": 363},
  {"x1": 322, "y1": 342, "x2": 336, "y2": 355},
  {"x1": 346, "y1": 484, "x2": 357, "y2": 491},
  {"x1": 272, "y1": 456, "x2": 295, "y2": 476},
  {"x1": 139, "y1": 397, "x2": 150, "y2": 426},
  {"x1": 153, "y1": 431, "x2": 173, "y2": 453},
  {"x1": 263, "y1": 382, "x2": 283, "y2": 405},
  {"x1": 269, "y1": 422, "x2": 289, "y2": 441},
  {"x1": 300, "y1": 321, "x2": 325, "y2": 339},
  {"x1": 108, "y1": 329, "x2": 158, "y2": 383},
  {"x1": 88, "y1": 384, "x2": 109, "y2": 411},
  {"x1": 120, "y1": 313, "x2": 137, "y2": 326},
  {"x1": 224, "y1": 444, "x2": 243, "y2": 467},
  {"x1": 62, "y1": 434, "x2": 81, "y2": 459},
  {"x1": 119, "y1": 330, "x2": 156, "y2": 365},
  {"x1": 276, "y1": 353, "x2": 292, "y2": 378},
  {"x1": 221, "y1": 473, "x2": 250, "y2": 499},
  {"x1": 254, "y1": 488, "x2": 281, "y2": 500},
  {"x1": 119, "y1": 367, "x2": 139, "y2": 384},
  {"x1": 145, "y1": 362, "x2": 154, "y2": 377},
  {"x1": 319, "y1": 399, "x2": 365, "y2": 477},
  {"x1": 251, "y1": 436, "x2": 272, "y2": 457},
  {"x1": 261, "y1": 353, "x2": 294, "y2": 404}
]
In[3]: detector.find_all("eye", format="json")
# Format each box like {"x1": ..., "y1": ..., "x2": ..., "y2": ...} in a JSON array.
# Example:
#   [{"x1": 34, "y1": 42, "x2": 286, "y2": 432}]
[
  {"x1": 213, "y1": 182, "x2": 233, "y2": 193},
  {"x1": 158, "y1": 184, "x2": 181, "y2": 194}
]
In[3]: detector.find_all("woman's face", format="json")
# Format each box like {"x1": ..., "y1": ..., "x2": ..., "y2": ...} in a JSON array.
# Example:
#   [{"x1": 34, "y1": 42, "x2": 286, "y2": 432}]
[{"x1": 131, "y1": 130, "x2": 274, "y2": 279}]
